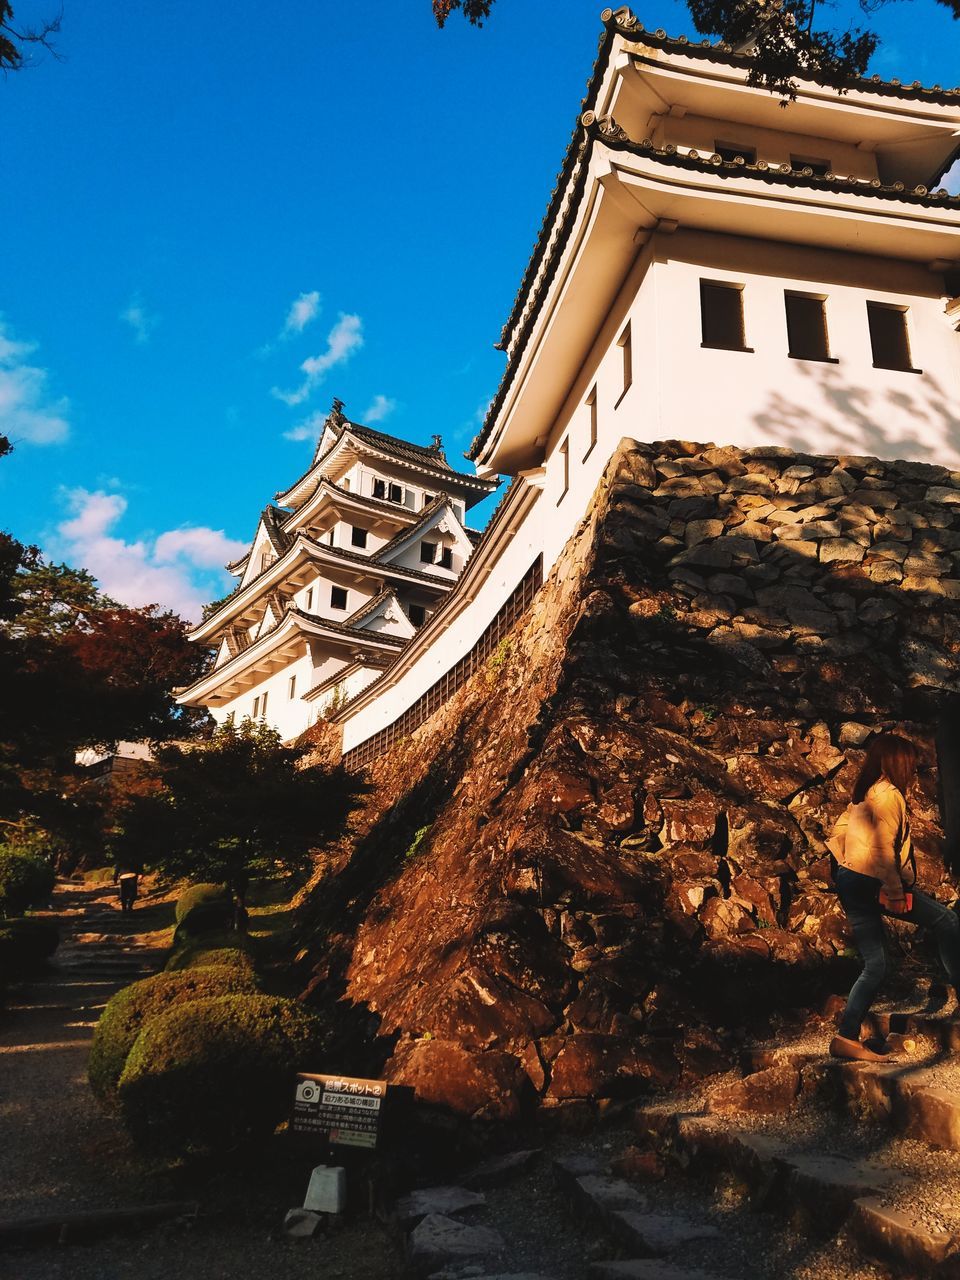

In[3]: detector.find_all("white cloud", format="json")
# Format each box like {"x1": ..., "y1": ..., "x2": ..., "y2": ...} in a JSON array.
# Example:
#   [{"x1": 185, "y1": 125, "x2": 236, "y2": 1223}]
[
  {"x1": 362, "y1": 394, "x2": 396, "y2": 424},
  {"x1": 55, "y1": 488, "x2": 247, "y2": 622},
  {"x1": 272, "y1": 313, "x2": 363, "y2": 406},
  {"x1": 0, "y1": 318, "x2": 70, "y2": 445},
  {"x1": 120, "y1": 295, "x2": 157, "y2": 344},
  {"x1": 944, "y1": 156, "x2": 960, "y2": 196},
  {"x1": 282, "y1": 410, "x2": 326, "y2": 444},
  {"x1": 282, "y1": 290, "x2": 321, "y2": 337}
]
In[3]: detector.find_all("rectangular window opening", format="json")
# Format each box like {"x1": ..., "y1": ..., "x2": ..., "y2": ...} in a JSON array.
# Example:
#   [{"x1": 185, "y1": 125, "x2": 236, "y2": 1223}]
[
  {"x1": 305, "y1": 587, "x2": 313, "y2": 611},
  {"x1": 785, "y1": 292, "x2": 834, "y2": 362},
  {"x1": 617, "y1": 324, "x2": 632, "y2": 402},
  {"x1": 330, "y1": 586, "x2": 348, "y2": 610},
  {"x1": 715, "y1": 140, "x2": 757, "y2": 164},
  {"x1": 252, "y1": 695, "x2": 260, "y2": 718},
  {"x1": 584, "y1": 386, "x2": 598, "y2": 460},
  {"x1": 867, "y1": 302, "x2": 917, "y2": 372},
  {"x1": 557, "y1": 438, "x2": 570, "y2": 505},
  {"x1": 423, "y1": 493, "x2": 435, "y2": 508},
  {"x1": 700, "y1": 280, "x2": 751, "y2": 352},
  {"x1": 388, "y1": 483, "x2": 403, "y2": 504},
  {"x1": 261, "y1": 691, "x2": 268, "y2": 717},
  {"x1": 372, "y1": 478, "x2": 386, "y2": 499},
  {"x1": 439, "y1": 546, "x2": 453, "y2": 570},
  {"x1": 420, "y1": 541, "x2": 437, "y2": 564},
  {"x1": 409, "y1": 604, "x2": 426, "y2": 627},
  {"x1": 790, "y1": 154, "x2": 830, "y2": 177},
  {"x1": 288, "y1": 675, "x2": 296, "y2": 700},
  {"x1": 351, "y1": 526, "x2": 368, "y2": 549}
]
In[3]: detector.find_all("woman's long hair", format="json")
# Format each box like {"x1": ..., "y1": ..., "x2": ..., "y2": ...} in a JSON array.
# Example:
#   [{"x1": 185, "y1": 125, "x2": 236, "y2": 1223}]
[{"x1": 852, "y1": 733, "x2": 918, "y2": 803}]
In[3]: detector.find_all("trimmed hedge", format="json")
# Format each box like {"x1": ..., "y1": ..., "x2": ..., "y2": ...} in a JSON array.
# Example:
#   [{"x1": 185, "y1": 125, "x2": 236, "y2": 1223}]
[
  {"x1": 174, "y1": 883, "x2": 230, "y2": 924},
  {"x1": 165, "y1": 932, "x2": 254, "y2": 975},
  {"x1": 0, "y1": 918, "x2": 60, "y2": 972},
  {"x1": 174, "y1": 884, "x2": 234, "y2": 940},
  {"x1": 118, "y1": 994, "x2": 326, "y2": 1155},
  {"x1": 89, "y1": 965, "x2": 258, "y2": 1103},
  {"x1": 0, "y1": 849, "x2": 55, "y2": 917}
]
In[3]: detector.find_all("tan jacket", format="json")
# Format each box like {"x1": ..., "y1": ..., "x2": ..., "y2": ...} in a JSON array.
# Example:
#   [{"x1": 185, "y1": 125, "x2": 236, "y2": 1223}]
[{"x1": 829, "y1": 778, "x2": 913, "y2": 897}]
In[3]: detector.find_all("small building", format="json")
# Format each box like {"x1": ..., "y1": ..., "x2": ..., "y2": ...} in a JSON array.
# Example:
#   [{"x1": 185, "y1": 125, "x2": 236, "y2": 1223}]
[
  {"x1": 176, "y1": 400, "x2": 498, "y2": 740},
  {"x1": 75, "y1": 740, "x2": 154, "y2": 784}
]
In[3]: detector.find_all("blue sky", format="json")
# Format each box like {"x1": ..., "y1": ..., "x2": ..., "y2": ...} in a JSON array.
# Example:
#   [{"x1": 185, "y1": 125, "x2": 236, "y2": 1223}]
[{"x1": 2, "y1": 0, "x2": 959, "y2": 619}]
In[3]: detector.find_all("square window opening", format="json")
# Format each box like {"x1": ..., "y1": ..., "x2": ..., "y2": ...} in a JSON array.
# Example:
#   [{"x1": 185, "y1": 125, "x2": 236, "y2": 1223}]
[
  {"x1": 701, "y1": 280, "x2": 750, "y2": 351},
  {"x1": 785, "y1": 292, "x2": 833, "y2": 361},
  {"x1": 715, "y1": 140, "x2": 757, "y2": 164},
  {"x1": 867, "y1": 302, "x2": 916, "y2": 372},
  {"x1": 420, "y1": 541, "x2": 437, "y2": 564},
  {"x1": 409, "y1": 604, "x2": 426, "y2": 627},
  {"x1": 330, "y1": 586, "x2": 348, "y2": 610},
  {"x1": 351, "y1": 526, "x2": 368, "y2": 549}
]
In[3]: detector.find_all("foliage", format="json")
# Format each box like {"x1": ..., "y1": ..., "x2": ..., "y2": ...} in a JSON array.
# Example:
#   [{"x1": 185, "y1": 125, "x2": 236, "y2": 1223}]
[
  {"x1": 433, "y1": 0, "x2": 957, "y2": 99},
  {"x1": 1, "y1": 1, "x2": 61, "y2": 72},
  {"x1": 112, "y1": 718, "x2": 366, "y2": 900},
  {"x1": 174, "y1": 883, "x2": 230, "y2": 926},
  {"x1": 7, "y1": 549, "x2": 111, "y2": 640},
  {"x1": 117, "y1": 994, "x2": 326, "y2": 1155},
  {"x1": 404, "y1": 824, "x2": 432, "y2": 861},
  {"x1": 164, "y1": 932, "x2": 255, "y2": 974},
  {"x1": 0, "y1": 917, "x2": 59, "y2": 971},
  {"x1": 0, "y1": 846, "x2": 55, "y2": 916},
  {"x1": 89, "y1": 965, "x2": 259, "y2": 1104},
  {"x1": 201, "y1": 584, "x2": 241, "y2": 622}
]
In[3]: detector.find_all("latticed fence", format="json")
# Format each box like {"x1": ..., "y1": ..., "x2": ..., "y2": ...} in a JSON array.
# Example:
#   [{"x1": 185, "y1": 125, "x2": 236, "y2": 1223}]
[{"x1": 342, "y1": 556, "x2": 543, "y2": 771}]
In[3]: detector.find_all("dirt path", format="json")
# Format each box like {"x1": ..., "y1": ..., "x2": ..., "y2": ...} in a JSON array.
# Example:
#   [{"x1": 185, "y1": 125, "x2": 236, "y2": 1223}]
[{"x1": 0, "y1": 879, "x2": 175, "y2": 1221}]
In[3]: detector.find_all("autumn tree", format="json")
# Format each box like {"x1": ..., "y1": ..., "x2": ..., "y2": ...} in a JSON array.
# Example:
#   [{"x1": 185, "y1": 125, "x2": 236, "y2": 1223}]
[{"x1": 112, "y1": 718, "x2": 366, "y2": 901}]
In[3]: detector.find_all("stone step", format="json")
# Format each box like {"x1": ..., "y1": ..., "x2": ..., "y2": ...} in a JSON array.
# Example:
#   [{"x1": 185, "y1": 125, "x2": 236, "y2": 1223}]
[
  {"x1": 802, "y1": 1058, "x2": 960, "y2": 1152},
  {"x1": 588, "y1": 1264, "x2": 727, "y2": 1280},
  {"x1": 870, "y1": 1011, "x2": 960, "y2": 1053},
  {"x1": 639, "y1": 1112, "x2": 960, "y2": 1274}
]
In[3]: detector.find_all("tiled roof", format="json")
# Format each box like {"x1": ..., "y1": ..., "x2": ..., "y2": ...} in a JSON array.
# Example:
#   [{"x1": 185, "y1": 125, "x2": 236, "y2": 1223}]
[
  {"x1": 225, "y1": 505, "x2": 292, "y2": 574},
  {"x1": 345, "y1": 587, "x2": 396, "y2": 627},
  {"x1": 373, "y1": 496, "x2": 449, "y2": 561},
  {"x1": 287, "y1": 606, "x2": 405, "y2": 647},
  {"x1": 349, "y1": 423, "x2": 451, "y2": 470},
  {"x1": 604, "y1": 8, "x2": 960, "y2": 105}
]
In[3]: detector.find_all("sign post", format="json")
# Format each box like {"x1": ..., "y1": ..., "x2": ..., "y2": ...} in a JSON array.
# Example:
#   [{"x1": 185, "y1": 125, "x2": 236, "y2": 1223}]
[{"x1": 292, "y1": 1072, "x2": 386, "y2": 1150}]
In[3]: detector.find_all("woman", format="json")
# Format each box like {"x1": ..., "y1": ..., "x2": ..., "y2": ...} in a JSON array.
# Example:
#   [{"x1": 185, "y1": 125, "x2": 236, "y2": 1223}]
[{"x1": 829, "y1": 732, "x2": 960, "y2": 1062}]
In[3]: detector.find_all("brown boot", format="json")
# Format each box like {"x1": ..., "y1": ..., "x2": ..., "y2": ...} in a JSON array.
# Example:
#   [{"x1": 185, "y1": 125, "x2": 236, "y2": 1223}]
[{"x1": 830, "y1": 1035, "x2": 898, "y2": 1063}]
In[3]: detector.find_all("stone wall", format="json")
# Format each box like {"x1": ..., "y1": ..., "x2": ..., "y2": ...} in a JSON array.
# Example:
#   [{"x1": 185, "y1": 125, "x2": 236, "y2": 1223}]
[{"x1": 295, "y1": 438, "x2": 960, "y2": 1122}]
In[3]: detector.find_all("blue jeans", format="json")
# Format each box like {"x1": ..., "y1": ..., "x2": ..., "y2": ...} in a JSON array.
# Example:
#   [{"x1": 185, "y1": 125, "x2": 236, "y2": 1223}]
[{"x1": 835, "y1": 866, "x2": 960, "y2": 1039}]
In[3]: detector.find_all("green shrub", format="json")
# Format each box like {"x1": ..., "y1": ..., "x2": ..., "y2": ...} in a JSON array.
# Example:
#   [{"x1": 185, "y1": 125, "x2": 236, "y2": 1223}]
[
  {"x1": 118, "y1": 994, "x2": 326, "y2": 1155},
  {"x1": 174, "y1": 883, "x2": 230, "y2": 924},
  {"x1": 0, "y1": 848, "x2": 55, "y2": 917},
  {"x1": 165, "y1": 932, "x2": 255, "y2": 975},
  {"x1": 0, "y1": 918, "x2": 60, "y2": 972},
  {"x1": 174, "y1": 883, "x2": 234, "y2": 939},
  {"x1": 89, "y1": 965, "x2": 258, "y2": 1103}
]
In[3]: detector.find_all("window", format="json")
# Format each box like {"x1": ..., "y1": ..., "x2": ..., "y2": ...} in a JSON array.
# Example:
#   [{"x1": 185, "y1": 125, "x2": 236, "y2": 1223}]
[
  {"x1": 327, "y1": 528, "x2": 336, "y2": 546},
  {"x1": 867, "y1": 302, "x2": 918, "y2": 372},
  {"x1": 341, "y1": 478, "x2": 351, "y2": 492},
  {"x1": 408, "y1": 604, "x2": 426, "y2": 627},
  {"x1": 288, "y1": 675, "x2": 296, "y2": 700},
  {"x1": 252, "y1": 695, "x2": 260, "y2": 718},
  {"x1": 439, "y1": 546, "x2": 453, "y2": 570},
  {"x1": 261, "y1": 691, "x2": 268, "y2": 717},
  {"x1": 330, "y1": 586, "x2": 348, "y2": 610},
  {"x1": 557, "y1": 437, "x2": 569, "y2": 505},
  {"x1": 388, "y1": 483, "x2": 403, "y2": 504},
  {"x1": 700, "y1": 280, "x2": 751, "y2": 352},
  {"x1": 617, "y1": 323, "x2": 632, "y2": 402},
  {"x1": 785, "y1": 292, "x2": 835, "y2": 362},
  {"x1": 584, "y1": 386, "x2": 598, "y2": 460},
  {"x1": 791, "y1": 154, "x2": 830, "y2": 177},
  {"x1": 423, "y1": 493, "x2": 435, "y2": 508},
  {"x1": 372, "y1": 479, "x2": 386, "y2": 499},
  {"x1": 420, "y1": 541, "x2": 437, "y2": 564},
  {"x1": 715, "y1": 141, "x2": 756, "y2": 164},
  {"x1": 351, "y1": 526, "x2": 368, "y2": 549},
  {"x1": 305, "y1": 588, "x2": 313, "y2": 611}
]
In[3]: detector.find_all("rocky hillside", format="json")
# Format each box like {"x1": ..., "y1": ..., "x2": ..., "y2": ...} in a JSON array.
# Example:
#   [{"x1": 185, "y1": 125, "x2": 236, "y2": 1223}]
[{"x1": 296, "y1": 438, "x2": 960, "y2": 1121}]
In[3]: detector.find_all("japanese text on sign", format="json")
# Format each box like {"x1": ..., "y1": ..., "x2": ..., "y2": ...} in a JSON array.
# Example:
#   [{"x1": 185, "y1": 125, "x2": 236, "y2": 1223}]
[{"x1": 292, "y1": 1072, "x2": 387, "y2": 1149}]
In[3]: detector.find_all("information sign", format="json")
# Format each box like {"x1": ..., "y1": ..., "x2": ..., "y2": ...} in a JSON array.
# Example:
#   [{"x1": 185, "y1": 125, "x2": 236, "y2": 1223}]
[{"x1": 292, "y1": 1072, "x2": 386, "y2": 1148}]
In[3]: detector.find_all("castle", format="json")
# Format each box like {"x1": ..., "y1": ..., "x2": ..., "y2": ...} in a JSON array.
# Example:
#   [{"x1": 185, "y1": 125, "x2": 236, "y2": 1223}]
[{"x1": 178, "y1": 8, "x2": 960, "y2": 756}]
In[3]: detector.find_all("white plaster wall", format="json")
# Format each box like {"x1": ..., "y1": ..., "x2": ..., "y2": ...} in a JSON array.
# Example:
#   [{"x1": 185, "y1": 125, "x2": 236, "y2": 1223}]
[
  {"x1": 341, "y1": 488, "x2": 546, "y2": 754},
  {"x1": 651, "y1": 230, "x2": 960, "y2": 466},
  {"x1": 659, "y1": 115, "x2": 876, "y2": 180},
  {"x1": 212, "y1": 648, "x2": 316, "y2": 742}
]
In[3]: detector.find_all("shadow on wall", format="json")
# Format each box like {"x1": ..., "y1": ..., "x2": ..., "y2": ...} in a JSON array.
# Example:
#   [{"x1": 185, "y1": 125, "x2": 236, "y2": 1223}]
[{"x1": 753, "y1": 362, "x2": 960, "y2": 465}]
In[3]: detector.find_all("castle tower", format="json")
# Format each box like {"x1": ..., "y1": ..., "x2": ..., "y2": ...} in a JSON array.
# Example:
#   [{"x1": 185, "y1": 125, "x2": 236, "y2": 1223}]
[{"x1": 176, "y1": 400, "x2": 497, "y2": 739}]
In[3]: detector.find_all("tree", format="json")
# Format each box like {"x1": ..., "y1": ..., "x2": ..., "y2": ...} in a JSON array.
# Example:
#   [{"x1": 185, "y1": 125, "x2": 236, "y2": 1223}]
[
  {"x1": 8, "y1": 548, "x2": 112, "y2": 640},
  {"x1": 433, "y1": 0, "x2": 958, "y2": 98},
  {"x1": 1, "y1": 1, "x2": 61, "y2": 72},
  {"x1": 112, "y1": 718, "x2": 367, "y2": 901}
]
